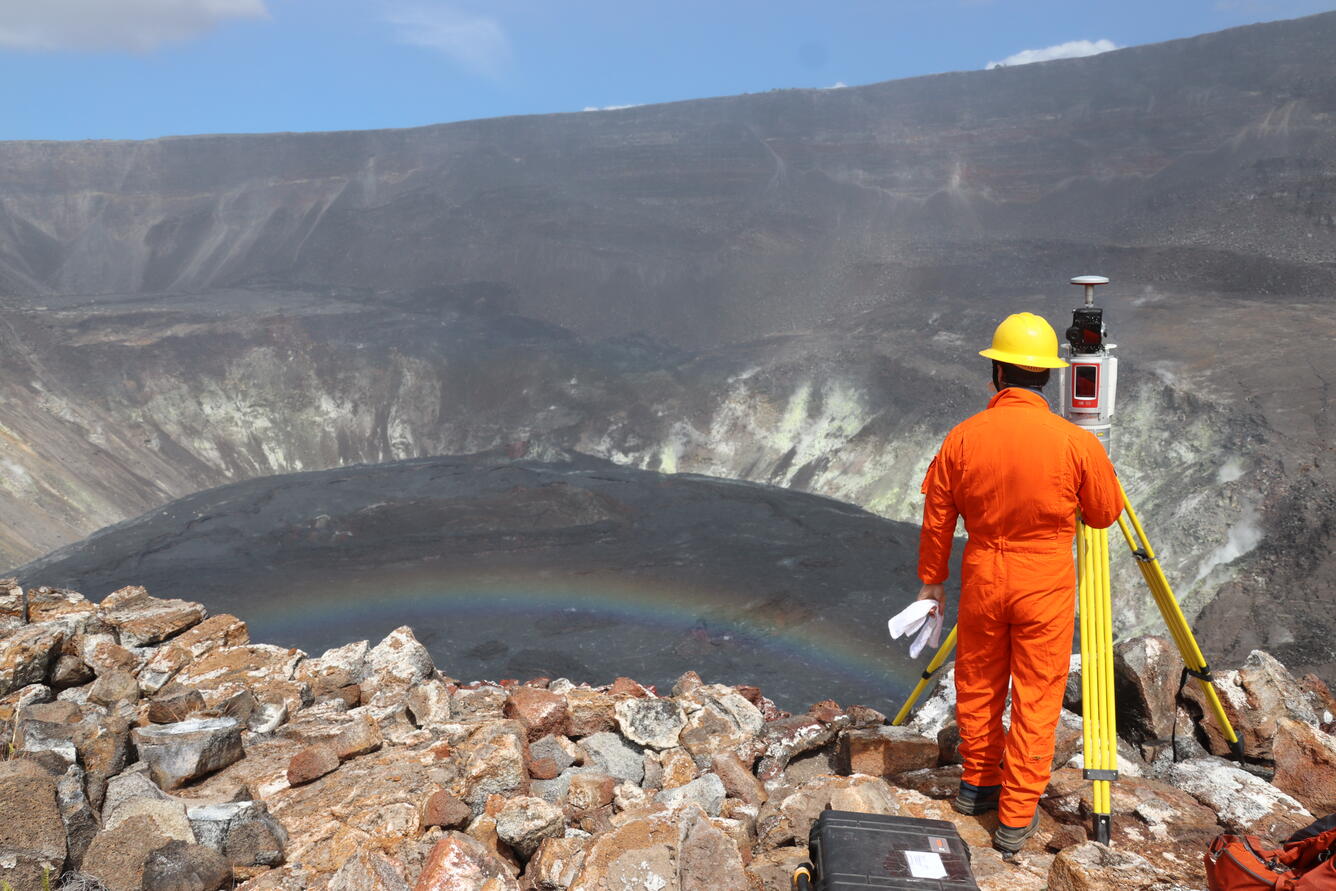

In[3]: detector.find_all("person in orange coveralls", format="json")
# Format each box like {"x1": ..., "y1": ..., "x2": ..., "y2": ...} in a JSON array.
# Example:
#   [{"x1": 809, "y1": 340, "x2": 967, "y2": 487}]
[{"x1": 916, "y1": 312, "x2": 1123, "y2": 854}]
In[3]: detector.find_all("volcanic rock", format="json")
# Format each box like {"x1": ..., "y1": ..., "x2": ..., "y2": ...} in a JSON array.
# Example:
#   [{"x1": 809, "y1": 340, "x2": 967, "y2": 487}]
[
  {"x1": 58, "y1": 764, "x2": 99, "y2": 869},
  {"x1": 422, "y1": 790, "x2": 471, "y2": 830},
  {"x1": 148, "y1": 683, "x2": 208, "y2": 724},
  {"x1": 287, "y1": 743, "x2": 341, "y2": 786},
  {"x1": 413, "y1": 831, "x2": 519, "y2": 891},
  {"x1": 567, "y1": 773, "x2": 616, "y2": 812},
  {"x1": 755, "y1": 714, "x2": 837, "y2": 782},
  {"x1": 0, "y1": 759, "x2": 67, "y2": 890},
  {"x1": 564, "y1": 688, "x2": 618, "y2": 738},
  {"x1": 755, "y1": 774, "x2": 901, "y2": 850},
  {"x1": 1113, "y1": 636, "x2": 1184, "y2": 747},
  {"x1": 141, "y1": 840, "x2": 233, "y2": 891},
  {"x1": 460, "y1": 721, "x2": 531, "y2": 810},
  {"x1": 655, "y1": 773, "x2": 727, "y2": 817},
  {"x1": 363, "y1": 626, "x2": 436, "y2": 710},
  {"x1": 505, "y1": 686, "x2": 569, "y2": 741},
  {"x1": 840, "y1": 725, "x2": 940, "y2": 778},
  {"x1": 186, "y1": 800, "x2": 287, "y2": 867},
  {"x1": 1047, "y1": 841, "x2": 1173, "y2": 891},
  {"x1": 677, "y1": 684, "x2": 765, "y2": 765},
  {"x1": 406, "y1": 678, "x2": 453, "y2": 727},
  {"x1": 494, "y1": 795, "x2": 565, "y2": 858},
  {"x1": 1185, "y1": 649, "x2": 1318, "y2": 760},
  {"x1": 132, "y1": 717, "x2": 245, "y2": 790},
  {"x1": 327, "y1": 845, "x2": 411, "y2": 891},
  {"x1": 139, "y1": 614, "x2": 249, "y2": 694},
  {"x1": 1272, "y1": 716, "x2": 1336, "y2": 815},
  {"x1": 83, "y1": 815, "x2": 173, "y2": 891},
  {"x1": 614, "y1": 695, "x2": 687, "y2": 750},
  {"x1": 525, "y1": 836, "x2": 589, "y2": 890},
  {"x1": 1168, "y1": 757, "x2": 1312, "y2": 838},
  {"x1": 174, "y1": 643, "x2": 309, "y2": 718},
  {"x1": 89, "y1": 668, "x2": 141, "y2": 707},
  {"x1": 578, "y1": 732, "x2": 645, "y2": 786},
  {"x1": 0, "y1": 623, "x2": 63, "y2": 695},
  {"x1": 106, "y1": 796, "x2": 196, "y2": 844},
  {"x1": 452, "y1": 684, "x2": 509, "y2": 720},
  {"x1": 295, "y1": 639, "x2": 367, "y2": 699},
  {"x1": 100, "y1": 586, "x2": 206, "y2": 649},
  {"x1": 711, "y1": 753, "x2": 768, "y2": 806}
]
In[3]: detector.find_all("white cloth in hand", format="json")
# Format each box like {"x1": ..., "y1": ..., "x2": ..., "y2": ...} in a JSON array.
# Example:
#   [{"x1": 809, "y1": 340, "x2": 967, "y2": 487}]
[{"x1": 887, "y1": 600, "x2": 944, "y2": 658}]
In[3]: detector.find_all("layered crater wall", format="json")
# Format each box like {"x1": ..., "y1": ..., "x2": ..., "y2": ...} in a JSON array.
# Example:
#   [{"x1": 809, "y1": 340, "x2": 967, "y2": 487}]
[{"x1": 0, "y1": 13, "x2": 1334, "y2": 681}]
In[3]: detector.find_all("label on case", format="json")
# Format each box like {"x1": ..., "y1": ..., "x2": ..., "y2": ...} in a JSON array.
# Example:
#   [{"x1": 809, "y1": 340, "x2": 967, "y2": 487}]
[{"x1": 905, "y1": 851, "x2": 948, "y2": 879}]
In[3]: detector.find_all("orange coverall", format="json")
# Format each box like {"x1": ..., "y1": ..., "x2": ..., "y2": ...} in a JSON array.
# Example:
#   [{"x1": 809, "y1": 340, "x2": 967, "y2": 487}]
[{"x1": 919, "y1": 387, "x2": 1123, "y2": 827}]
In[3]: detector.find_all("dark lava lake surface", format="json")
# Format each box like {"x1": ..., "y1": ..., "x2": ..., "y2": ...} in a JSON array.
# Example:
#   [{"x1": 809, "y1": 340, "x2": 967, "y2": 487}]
[{"x1": 12, "y1": 453, "x2": 960, "y2": 712}]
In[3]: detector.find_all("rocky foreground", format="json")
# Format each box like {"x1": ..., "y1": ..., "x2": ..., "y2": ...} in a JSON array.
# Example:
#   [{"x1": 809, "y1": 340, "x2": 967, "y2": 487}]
[{"x1": 2, "y1": 585, "x2": 1335, "y2": 891}]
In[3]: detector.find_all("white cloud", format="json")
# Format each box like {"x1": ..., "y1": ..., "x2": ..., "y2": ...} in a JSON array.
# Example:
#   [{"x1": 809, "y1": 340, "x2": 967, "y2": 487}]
[
  {"x1": 824, "y1": 81, "x2": 848, "y2": 89},
  {"x1": 387, "y1": 5, "x2": 511, "y2": 77},
  {"x1": 985, "y1": 38, "x2": 1118, "y2": 70},
  {"x1": 582, "y1": 104, "x2": 639, "y2": 112},
  {"x1": 0, "y1": 0, "x2": 268, "y2": 52}
]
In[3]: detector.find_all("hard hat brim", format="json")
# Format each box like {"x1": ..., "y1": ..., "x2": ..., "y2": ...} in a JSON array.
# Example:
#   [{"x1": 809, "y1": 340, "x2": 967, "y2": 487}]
[{"x1": 979, "y1": 347, "x2": 1069, "y2": 369}]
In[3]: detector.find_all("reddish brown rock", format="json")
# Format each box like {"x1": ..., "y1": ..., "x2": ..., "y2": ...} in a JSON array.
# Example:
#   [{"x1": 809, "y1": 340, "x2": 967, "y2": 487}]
[
  {"x1": 422, "y1": 791, "x2": 471, "y2": 830},
  {"x1": 808, "y1": 699, "x2": 845, "y2": 724},
  {"x1": 460, "y1": 721, "x2": 531, "y2": 809},
  {"x1": 175, "y1": 644, "x2": 310, "y2": 716},
  {"x1": 528, "y1": 757, "x2": 560, "y2": 780},
  {"x1": 148, "y1": 684, "x2": 208, "y2": 724},
  {"x1": 413, "y1": 831, "x2": 519, "y2": 891},
  {"x1": 563, "y1": 688, "x2": 617, "y2": 738},
  {"x1": 89, "y1": 669, "x2": 141, "y2": 707},
  {"x1": 100, "y1": 585, "x2": 207, "y2": 649},
  {"x1": 1185, "y1": 649, "x2": 1317, "y2": 760},
  {"x1": 287, "y1": 744, "x2": 341, "y2": 786},
  {"x1": 505, "y1": 686, "x2": 569, "y2": 741},
  {"x1": 841, "y1": 726, "x2": 939, "y2": 778},
  {"x1": 332, "y1": 712, "x2": 383, "y2": 761},
  {"x1": 0, "y1": 623, "x2": 63, "y2": 696},
  {"x1": 1112, "y1": 635, "x2": 1183, "y2": 746},
  {"x1": 525, "y1": 836, "x2": 588, "y2": 890},
  {"x1": 672, "y1": 670, "x2": 704, "y2": 697},
  {"x1": 567, "y1": 773, "x2": 616, "y2": 812},
  {"x1": 1273, "y1": 716, "x2": 1336, "y2": 815},
  {"x1": 139, "y1": 614, "x2": 249, "y2": 694},
  {"x1": 659, "y1": 747, "x2": 698, "y2": 789},
  {"x1": 609, "y1": 676, "x2": 652, "y2": 698},
  {"x1": 710, "y1": 753, "x2": 767, "y2": 806}
]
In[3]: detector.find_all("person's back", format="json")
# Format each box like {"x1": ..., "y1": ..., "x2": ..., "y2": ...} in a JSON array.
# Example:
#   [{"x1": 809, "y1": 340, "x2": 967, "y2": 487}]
[{"x1": 915, "y1": 312, "x2": 1123, "y2": 856}]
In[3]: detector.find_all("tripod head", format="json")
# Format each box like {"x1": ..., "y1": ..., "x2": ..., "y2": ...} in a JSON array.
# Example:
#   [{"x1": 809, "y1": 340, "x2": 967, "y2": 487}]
[{"x1": 1060, "y1": 276, "x2": 1117, "y2": 451}]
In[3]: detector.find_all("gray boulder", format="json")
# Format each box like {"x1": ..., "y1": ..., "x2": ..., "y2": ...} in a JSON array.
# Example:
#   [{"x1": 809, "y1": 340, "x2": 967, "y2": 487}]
[
  {"x1": 186, "y1": 799, "x2": 287, "y2": 867},
  {"x1": 141, "y1": 840, "x2": 232, "y2": 891},
  {"x1": 614, "y1": 696, "x2": 687, "y2": 750},
  {"x1": 132, "y1": 717, "x2": 244, "y2": 790},
  {"x1": 578, "y1": 732, "x2": 645, "y2": 785}
]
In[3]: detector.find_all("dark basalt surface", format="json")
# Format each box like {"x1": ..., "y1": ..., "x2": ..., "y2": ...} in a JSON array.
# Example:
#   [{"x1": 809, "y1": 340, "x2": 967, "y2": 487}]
[{"x1": 14, "y1": 453, "x2": 949, "y2": 711}]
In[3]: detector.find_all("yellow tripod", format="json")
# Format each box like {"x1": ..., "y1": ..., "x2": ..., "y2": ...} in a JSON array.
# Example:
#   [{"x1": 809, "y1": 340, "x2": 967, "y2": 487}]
[{"x1": 892, "y1": 482, "x2": 1243, "y2": 845}]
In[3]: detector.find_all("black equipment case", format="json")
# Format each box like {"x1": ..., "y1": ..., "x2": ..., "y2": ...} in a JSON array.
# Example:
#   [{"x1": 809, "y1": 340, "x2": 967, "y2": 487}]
[{"x1": 802, "y1": 810, "x2": 980, "y2": 890}]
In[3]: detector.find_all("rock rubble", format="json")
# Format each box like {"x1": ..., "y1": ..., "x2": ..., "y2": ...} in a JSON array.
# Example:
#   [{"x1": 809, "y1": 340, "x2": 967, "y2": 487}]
[{"x1": 2, "y1": 586, "x2": 1334, "y2": 891}]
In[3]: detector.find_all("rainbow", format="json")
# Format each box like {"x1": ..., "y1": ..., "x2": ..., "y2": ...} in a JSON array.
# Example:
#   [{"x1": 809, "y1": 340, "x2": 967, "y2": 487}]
[{"x1": 240, "y1": 563, "x2": 928, "y2": 707}]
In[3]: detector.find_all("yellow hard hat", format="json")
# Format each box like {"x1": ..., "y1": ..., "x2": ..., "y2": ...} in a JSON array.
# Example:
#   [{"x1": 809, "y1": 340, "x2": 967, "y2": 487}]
[{"x1": 979, "y1": 312, "x2": 1069, "y2": 369}]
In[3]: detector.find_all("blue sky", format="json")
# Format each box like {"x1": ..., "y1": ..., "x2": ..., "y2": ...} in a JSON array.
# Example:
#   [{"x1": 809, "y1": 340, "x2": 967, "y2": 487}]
[{"x1": 3, "y1": 0, "x2": 1334, "y2": 141}]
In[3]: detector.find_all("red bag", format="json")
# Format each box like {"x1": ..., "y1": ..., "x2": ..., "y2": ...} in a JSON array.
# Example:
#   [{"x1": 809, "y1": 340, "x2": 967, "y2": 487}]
[{"x1": 1205, "y1": 820, "x2": 1336, "y2": 890}]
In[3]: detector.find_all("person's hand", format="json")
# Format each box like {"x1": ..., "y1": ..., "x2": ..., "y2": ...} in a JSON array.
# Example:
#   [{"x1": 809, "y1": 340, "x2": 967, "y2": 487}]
[{"x1": 916, "y1": 583, "x2": 945, "y2": 617}]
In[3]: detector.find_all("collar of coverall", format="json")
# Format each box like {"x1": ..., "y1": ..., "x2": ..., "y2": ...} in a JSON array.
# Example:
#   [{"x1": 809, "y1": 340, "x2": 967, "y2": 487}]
[{"x1": 987, "y1": 386, "x2": 1051, "y2": 411}]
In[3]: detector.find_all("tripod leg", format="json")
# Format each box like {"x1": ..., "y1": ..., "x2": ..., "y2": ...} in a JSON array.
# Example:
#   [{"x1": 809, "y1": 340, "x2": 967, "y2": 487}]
[
  {"x1": 891, "y1": 625, "x2": 959, "y2": 726},
  {"x1": 1115, "y1": 484, "x2": 1245, "y2": 761},
  {"x1": 1080, "y1": 521, "x2": 1117, "y2": 844}
]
